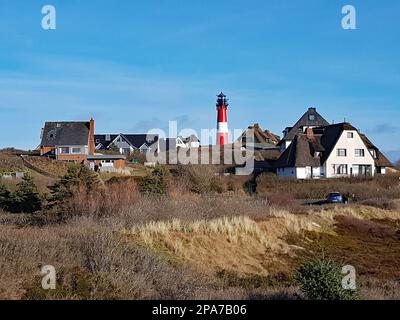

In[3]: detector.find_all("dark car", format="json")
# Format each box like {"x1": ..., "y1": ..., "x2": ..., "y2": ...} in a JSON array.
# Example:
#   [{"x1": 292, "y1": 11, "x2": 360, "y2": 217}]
[{"x1": 326, "y1": 192, "x2": 345, "y2": 204}]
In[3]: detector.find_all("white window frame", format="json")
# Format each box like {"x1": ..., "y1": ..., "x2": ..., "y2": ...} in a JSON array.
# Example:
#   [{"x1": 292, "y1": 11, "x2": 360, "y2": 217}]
[
  {"x1": 355, "y1": 149, "x2": 365, "y2": 157},
  {"x1": 71, "y1": 147, "x2": 82, "y2": 154},
  {"x1": 59, "y1": 147, "x2": 70, "y2": 154},
  {"x1": 337, "y1": 148, "x2": 347, "y2": 157}
]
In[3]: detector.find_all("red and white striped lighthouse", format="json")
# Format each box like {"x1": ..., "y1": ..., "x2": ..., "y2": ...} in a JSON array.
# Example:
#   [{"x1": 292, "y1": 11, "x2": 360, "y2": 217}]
[{"x1": 216, "y1": 92, "x2": 229, "y2": 145}]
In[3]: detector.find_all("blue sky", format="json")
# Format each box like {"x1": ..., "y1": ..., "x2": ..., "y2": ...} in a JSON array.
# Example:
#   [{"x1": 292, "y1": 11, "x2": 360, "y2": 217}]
[{"x1": 0, "y1": 0, "x2": 399, "y2": 160}]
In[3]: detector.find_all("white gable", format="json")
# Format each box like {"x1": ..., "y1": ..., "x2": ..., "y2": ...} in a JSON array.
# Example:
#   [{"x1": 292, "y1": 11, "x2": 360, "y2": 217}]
[{"x1": 324, "y1": 130, "x2": 375, "y2": 178}]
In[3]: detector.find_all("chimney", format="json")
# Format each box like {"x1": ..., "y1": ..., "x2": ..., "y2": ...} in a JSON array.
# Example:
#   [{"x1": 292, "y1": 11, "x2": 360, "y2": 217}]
[
  {"x1": 306, "y1": 127, "x2": 314, "y2": 139},
  {"x1": 89, "y1": 118, "x2": 95, "y2": 156}
]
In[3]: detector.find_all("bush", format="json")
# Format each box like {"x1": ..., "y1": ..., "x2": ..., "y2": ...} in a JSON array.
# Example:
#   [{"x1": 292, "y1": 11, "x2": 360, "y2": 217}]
[
  {"x1": 0, "y1": 183, "x2": 12, "y2": 211},
  {"x1": 8, "y1": 175, "x2": 43, "y2": 213},
  {"x1": 295, "y1": 258, "x2": 358, "y2": 300},
  {"x1": 140, "y1": 166, "x2": 170, "y2": 195},
  {"x1": 49, "y1": 165, "x2": 101, "y2": 205}
]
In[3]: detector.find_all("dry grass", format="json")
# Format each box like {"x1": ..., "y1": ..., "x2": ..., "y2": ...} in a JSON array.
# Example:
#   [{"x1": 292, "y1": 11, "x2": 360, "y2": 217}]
[
  {"x1": 123, "y1": 203, "x2": 400, "y2": 284},
  {"x1": 0, "y1": 153, "x2": 24, "y2": 173},
  {"x1": 23, "y1": 157, "x2": 70, "y2": 177}
]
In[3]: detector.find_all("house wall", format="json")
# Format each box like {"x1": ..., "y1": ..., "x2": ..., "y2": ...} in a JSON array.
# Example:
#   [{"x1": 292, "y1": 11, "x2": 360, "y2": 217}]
[
  {"x1": 277, "y1": 167, "x2": 297, "y2": 178},
  {"x1": 277, "y1": 166, "x2": 323, "y2": 179},
  {"x1": 40, "y1": 146, "x2": 55, "y2": 156},
  {"x1": 325, "y1": 130, "x2": 375, "y2": 178},
  {"x1": 55, "y1": 145, "x2": 88, "y2": 163},
  {"x1": 57, "y1": 154, "x2": 87, "y2": 163},
  {"x1": 108, "y1": 136, "x2": 134, "y2": 154}
]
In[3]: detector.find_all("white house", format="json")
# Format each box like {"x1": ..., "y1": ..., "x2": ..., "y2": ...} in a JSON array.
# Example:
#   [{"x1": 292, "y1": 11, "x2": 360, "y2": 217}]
[{"x1": 275, "y1": 123, "x2": 392, "y2": 179}]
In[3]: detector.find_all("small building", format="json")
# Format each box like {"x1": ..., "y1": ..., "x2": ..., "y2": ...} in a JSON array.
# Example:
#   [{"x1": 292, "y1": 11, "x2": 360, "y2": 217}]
[{"x1": 87, "y1": 154, "x2": 126, "y2": 172}]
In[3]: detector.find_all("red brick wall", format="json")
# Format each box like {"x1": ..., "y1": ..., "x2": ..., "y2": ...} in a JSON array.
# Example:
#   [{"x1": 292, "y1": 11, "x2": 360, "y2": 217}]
[{"x1": 57, "y1": 154, "x2": 87, "y2": 163}]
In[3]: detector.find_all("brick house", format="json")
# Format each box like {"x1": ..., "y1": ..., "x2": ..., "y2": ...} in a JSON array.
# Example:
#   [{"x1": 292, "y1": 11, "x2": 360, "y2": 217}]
[
  {"x1": 40, "y1": 118, "x2": 95, "y2": 163},
  {"x1": 39, "y1": 118, "x2": 126, "y2": 170}
]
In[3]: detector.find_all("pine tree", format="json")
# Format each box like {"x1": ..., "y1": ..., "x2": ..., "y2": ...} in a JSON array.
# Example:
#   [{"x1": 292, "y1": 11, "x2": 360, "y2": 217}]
[
  {"x1": 49, "y1": 165, "x2": 101, "y2": 205},
  {"x1": 0, "y1": 183, "x2": 11, "y2": 211},
  {"x1": 140, "y1": 166, "x2": 170, "y2": 195},
  {"x1": 11, "y1": 175, "x2": 42, "y2": 213}
]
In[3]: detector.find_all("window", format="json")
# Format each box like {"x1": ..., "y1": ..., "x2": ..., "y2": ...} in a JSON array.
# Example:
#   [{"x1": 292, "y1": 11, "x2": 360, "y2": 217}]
[
  {"x1": 347, "y1": 132, "x2": 354, "y2": 138},
  {"x1": 122, "y1": 148, "x2": 131, "y2": 155},
  {"x1": 333, "y1": 164, "x2": 348, "y2": 175},
  {"x1": 308, "y1": 114, "x2": 315, "y2": 121},
  {"x1": 359, "y1": 165, "x2": 372, "y2": 176},
  {"x1": 351, "y1": 165, "x2": 359, "y2": 176},
  {"x1": 71, "y1": 147, "x2": 82, "y2": 154},
  {"x1": 59, "y1": 147, "x2": 69, "y2": 154},
  {"x1": 337, "y1": 149, "x2": 347, "y2": 157},
  {"x1": 355, "y1": 149, "x2": 365, "y2": 157},
  {"x1": 95, "y1": 139, "x2": 100, "y2": 144}
]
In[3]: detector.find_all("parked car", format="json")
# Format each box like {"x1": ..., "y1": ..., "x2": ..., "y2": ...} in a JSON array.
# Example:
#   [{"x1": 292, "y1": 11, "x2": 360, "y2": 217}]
[{"x1": 326, "y1": 192, "x2": 348, "y2": 204}]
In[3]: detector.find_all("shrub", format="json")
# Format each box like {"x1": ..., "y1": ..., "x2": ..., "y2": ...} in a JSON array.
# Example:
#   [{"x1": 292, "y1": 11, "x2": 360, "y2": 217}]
[
  {"x1": 295, "y1": 258, "x2": 359, "y2": 300},
  {"x1": 0, "y1": 183, "x2": 11, "y2": 211},
  {"x1": 140, "y1": 166, "x2": 170, "y2": 195},
  {"x1": 183, "y1": 165, "x2": 224, "y2": 194},
  {"x1": 9, "y1": 175, "x2": 43, "y2": 213},
  {"x1": 49, "y1": 165, "x2": 101, "y2": 205}
]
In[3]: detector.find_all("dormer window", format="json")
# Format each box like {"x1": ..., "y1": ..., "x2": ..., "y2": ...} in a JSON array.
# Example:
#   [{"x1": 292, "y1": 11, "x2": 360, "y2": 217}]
[{"x1": 369, "y1": 149, "x2": 377, "y2": 159}]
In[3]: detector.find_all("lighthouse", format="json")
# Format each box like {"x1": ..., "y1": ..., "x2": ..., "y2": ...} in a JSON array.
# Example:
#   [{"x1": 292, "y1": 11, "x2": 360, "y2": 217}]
[{"x1": 216, "y1": 92, "x2": 229, "y2": 145}]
